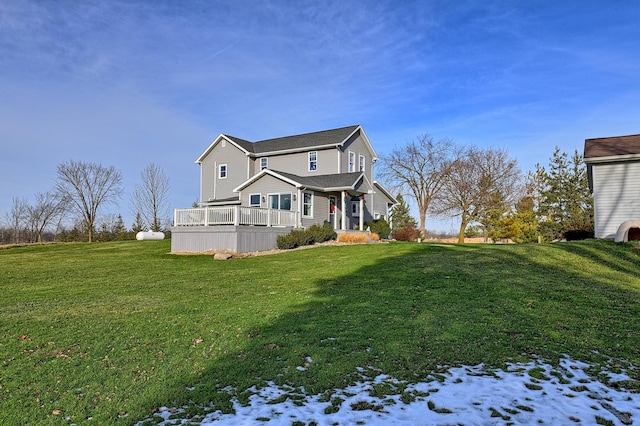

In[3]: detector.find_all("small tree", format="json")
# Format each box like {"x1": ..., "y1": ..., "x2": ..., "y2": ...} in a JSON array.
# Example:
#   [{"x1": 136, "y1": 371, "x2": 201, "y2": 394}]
[
  {"x1": 26, "y1": 191, "x2": 66, "y2": 243},
  {"x1": 55, "y1": 159, "x2": 123, "y2": 242},
  {"x1": 535, "y1": 147, "x2": 593, "y2": 241},
  {"x1": 131, "y1": 212, "x2": 145, "y2": 234},
  {"x1": 6, "y1": 197, "x2": 28, "y2": 243},
  {"x1": 389, "y1": 194, "x2": 417, "y2": 230},
  {"x1": 130, "y1": 163, "x2": 171, "y2": 232}
]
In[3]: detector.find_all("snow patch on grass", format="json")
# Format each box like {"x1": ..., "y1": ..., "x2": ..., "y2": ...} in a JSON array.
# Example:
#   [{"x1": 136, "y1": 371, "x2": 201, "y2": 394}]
[{"x1": 143, "y1": 357, "x2": 638, "y2": 425}]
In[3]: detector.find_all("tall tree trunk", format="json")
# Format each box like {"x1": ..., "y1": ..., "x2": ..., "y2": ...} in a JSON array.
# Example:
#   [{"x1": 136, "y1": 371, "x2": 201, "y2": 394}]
[
  {"x1": 458, "y1": 209, "x2": 470, "y2": 243},
  {"x1": 419, "y1": 204, "x2": 427, "y2": 238},
  {"x1": 457, "y1": 220, "x2": 467, "y2": 243}
]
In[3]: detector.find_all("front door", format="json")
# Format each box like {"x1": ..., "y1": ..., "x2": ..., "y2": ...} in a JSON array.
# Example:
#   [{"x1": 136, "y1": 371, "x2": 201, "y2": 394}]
[{"x1": 329, "y1": 196, "x2": 337, "y2": 229}]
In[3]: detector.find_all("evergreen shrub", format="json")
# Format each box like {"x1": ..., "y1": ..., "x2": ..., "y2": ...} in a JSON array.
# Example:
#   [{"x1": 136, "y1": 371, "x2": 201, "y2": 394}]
[
  {"x1": 276, "y1": 223, "x2": 337, "y2": 250},
  {"x1": 364, "y1": 218, "x2": 391, "y2": 239}
]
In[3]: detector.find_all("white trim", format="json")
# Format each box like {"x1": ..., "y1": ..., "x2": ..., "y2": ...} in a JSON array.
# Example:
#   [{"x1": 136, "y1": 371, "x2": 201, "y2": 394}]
[
  {"x1": 302, "y1": 191, "x2": 313, "y2": 218},
  {"x1": 373, "y1": 180, "x2": 398, "y2": 204},
  {"x1": 218, "y1": 163, "x2": 228, "y2": 179},
  {"x1": 196, "y1": 134, "x2": 251, "y2": 164},
  {"x1": 337, "y1": 125, "x2": 378, "y2": 161},
  {"x1": 251, "y1": 143, "x2": 341, "y2": 157},
  {"x1": 267, "y1": 192, "x2": 293, "y2": 211},
  {"x1": 584, "y1": 153, "x2": 640, "y2": 164},
  {"x1": 234, "y1": 169, "x2": 302, "y2": 192},
  {"x1": 329, "y1": 195, "x2": 337, "y2": 229},
  {"x1": 249, "y1": 193, "x2": 261, "y2": 207}
]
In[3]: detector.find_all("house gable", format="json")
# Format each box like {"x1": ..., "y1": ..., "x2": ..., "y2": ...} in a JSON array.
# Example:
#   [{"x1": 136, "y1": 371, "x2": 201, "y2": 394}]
[
  {"x1": 196, "y1": 134, "x2": 252, "y2": 164},
  {"x1": 199, "y1": 135, "x2": 251, "y2": 204}
]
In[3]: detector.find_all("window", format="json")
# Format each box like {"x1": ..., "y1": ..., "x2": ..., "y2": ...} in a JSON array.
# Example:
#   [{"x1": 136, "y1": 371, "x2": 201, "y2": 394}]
[
  {"x1": 260, "y1": 157, "x2": 268, "y2": 170},
  {"x1": 219, "y1": 164, "x2": 227, "y2": 179},
  {"x1": 309, "y1": 151, "x2": 317, "y2": 171},
  {"x1": 250, "y1": 194, "x2": 261, "y2": 207},
  {"x1": 348, "y1": 151, "x2": 355, "y2": 172},
  {"x1": 268, "y1": 193, "x2": 292, "y2": 210},
  {"x1": 359, "y1": 154, "x2": 365, "y2": 172},
  {"x1": 351, "y1": 201, "x2": 360, "y2": 216},
  {"x1": 303, "y1": 192, "x2": 313, "y2": 217}
]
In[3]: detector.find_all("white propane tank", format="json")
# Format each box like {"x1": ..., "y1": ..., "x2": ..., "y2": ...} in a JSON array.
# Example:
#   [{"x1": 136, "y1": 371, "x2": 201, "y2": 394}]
[{"x1": 136, "y1": 231, "x2": 165, "y2": 240}]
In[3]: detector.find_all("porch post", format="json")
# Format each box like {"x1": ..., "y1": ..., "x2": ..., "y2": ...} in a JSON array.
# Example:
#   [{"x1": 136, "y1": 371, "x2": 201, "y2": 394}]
[
  {"x1": 297, "y1": 189, "x2": 302, "y2": 228},
  {"x1": 341, "y1": 191, "x2": 347, "y2": 231},
  {"x1": 359, "y1": 196, "x2": 364, "y2": 231},
  {"x1": 233, "y1": 205, "x2": 240, "y2": 226}
]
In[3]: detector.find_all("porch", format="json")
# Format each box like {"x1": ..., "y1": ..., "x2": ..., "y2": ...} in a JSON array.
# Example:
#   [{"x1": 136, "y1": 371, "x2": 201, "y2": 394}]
[{"x1": 174, "y1": 206, "x2": 299, "y2": 227}]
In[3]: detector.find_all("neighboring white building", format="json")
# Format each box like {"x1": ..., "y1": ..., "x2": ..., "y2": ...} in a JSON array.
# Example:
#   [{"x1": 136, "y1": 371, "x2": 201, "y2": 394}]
[{"x1": 584, "y1": 134, "x2": 640, "y2": 241}]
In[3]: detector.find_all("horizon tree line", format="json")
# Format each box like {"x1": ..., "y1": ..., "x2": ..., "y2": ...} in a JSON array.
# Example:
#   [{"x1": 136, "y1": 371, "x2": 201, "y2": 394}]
[
  {"x1": 0, "y1": 161, "x2": 172, "y2": 244},
  {"x1": 380, "y1": 134, "x2": 593, "y2": 243}
]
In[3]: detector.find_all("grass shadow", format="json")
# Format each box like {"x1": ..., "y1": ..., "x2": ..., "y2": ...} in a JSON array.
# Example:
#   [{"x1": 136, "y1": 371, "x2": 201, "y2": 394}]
[{"x1": 137, "y1": 240, "x2": 640, "y2": 422}]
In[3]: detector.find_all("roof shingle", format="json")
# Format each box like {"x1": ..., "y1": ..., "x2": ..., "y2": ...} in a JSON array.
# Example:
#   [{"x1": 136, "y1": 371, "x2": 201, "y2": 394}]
[
  {"x1": 584, "y1": 134, "x2": 640, "y2": 159},
  {"x1": 224, "y1": 125, "x2": 359, "y2": 154}
]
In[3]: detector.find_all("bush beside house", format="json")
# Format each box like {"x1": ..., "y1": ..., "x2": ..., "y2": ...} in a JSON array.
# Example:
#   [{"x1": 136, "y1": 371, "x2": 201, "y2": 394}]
[{"x1": 276, "y1": 223, "x2": 337, "y2": 250}]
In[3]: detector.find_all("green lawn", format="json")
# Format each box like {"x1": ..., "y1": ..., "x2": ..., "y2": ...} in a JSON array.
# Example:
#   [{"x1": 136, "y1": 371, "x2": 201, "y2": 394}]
[{"x1": 0, "y1": 239, "x2": 638, "y2": 424}]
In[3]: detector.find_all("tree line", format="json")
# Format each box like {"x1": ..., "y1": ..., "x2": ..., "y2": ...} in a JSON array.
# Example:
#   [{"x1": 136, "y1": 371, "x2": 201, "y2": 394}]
[
  {"x1": 381, "y1": 134, "x2": 593, "y2": 243},
  {"x1": 1, "y1": 160, "x2": 171, "y2": 245}
]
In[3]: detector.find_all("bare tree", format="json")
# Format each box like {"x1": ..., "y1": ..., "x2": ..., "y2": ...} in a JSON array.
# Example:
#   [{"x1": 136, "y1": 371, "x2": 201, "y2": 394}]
[
  {"x1": 435, "y1": 146, "x2": 522, "y2": 243},
  {"x1": 26, "y1": 191, "x2": 67, "y2": 243},
  {"x1": 6, "y1": 197, "x2": 28, "y2": 243},
  {"x1": 130, "y1": 162, "x2": 171, "y2": 232},
  {"x1": 55, "y1": 160, "x2": 123, "y2": 242},
  {"x1": 379, "y1": 134, "x2": 459, "y2": 237}
]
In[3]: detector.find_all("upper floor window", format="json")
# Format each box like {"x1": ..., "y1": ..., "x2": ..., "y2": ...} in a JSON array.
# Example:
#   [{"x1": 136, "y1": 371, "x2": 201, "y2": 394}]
[
  {"x1": 250, "y1": 194, "x2": 261, "y2": 207},
  {"x1": 348, "y1": 151, "x2": 356, "y2": 172},
  {"x1": 260, "y1": 157, "x2": 268, "y2": 170},
  {"x1": 219, "y1": 164, "x2": 227, "y2": 179},
  {"x1": 359, "y1": 154, "x2": 365, "y2": 172},
  {"x1": 309, "y1": 151, "x2": 317, "y2": 171}
]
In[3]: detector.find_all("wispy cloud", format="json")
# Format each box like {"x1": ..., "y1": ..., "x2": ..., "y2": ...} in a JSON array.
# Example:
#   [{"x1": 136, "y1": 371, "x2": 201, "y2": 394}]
[{"x1": 1, "y1": 0, "x2": 640, "y2": 228}]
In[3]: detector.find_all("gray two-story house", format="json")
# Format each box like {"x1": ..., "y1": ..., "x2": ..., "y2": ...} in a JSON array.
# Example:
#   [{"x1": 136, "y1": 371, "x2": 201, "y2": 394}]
[{"x1": 171, "y1": 125, "x2": 397, "y2": 253}]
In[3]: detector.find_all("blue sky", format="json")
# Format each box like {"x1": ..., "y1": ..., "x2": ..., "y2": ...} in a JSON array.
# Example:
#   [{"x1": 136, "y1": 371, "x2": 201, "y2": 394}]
[{"x1": 1, "y1": 0, "x2": 639, "y2": 232}]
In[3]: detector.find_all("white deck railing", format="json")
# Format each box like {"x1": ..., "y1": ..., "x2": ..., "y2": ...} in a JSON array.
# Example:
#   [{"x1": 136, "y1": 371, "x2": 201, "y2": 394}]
[{"x1": 174, "y1": 206, "x2": 298, "y2": 227}]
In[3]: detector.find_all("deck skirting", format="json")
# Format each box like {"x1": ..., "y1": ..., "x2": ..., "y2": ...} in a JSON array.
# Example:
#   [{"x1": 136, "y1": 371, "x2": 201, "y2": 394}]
[{"x1": 171, "y1": 225, "x2": 294, "y2": 253}]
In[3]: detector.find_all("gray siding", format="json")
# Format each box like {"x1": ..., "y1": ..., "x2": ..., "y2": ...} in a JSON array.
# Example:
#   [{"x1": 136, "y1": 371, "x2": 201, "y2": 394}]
[
  {"x1": 301, "y1": 191, "x2": 331, "y2": 227},
  {"x1": 239, "y1": 174, "x2": 298, "y2": 210},
  {"x1": 592, "y1": 161, "x2": 640, "y2": 239},
  {"x1": 262, "y1": 148, "x2": 338, "y2": 176},
  {"x1": 200, "y1": 140, "x2": 248, "y2": 202},
  {"x1": 341, "y1": 133, "x2": 374, "y2": 182},
  {"x1": 372, "y1": 190, "x2": 394, "y2": 221}
]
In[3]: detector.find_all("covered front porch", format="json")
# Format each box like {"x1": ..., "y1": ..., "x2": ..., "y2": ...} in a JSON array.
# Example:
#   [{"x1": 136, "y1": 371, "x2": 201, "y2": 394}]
[{"x1": 173, "y1": 188, "x2": 369, "y2": 231}]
